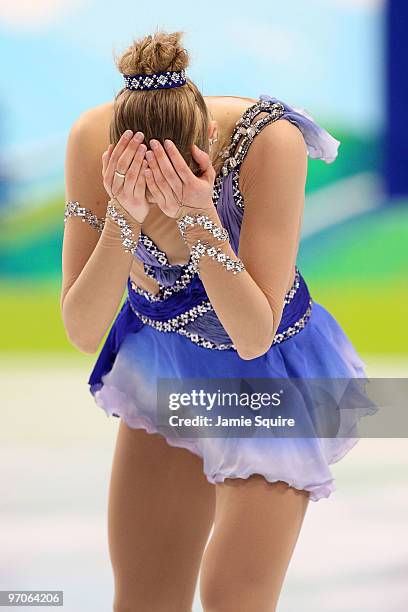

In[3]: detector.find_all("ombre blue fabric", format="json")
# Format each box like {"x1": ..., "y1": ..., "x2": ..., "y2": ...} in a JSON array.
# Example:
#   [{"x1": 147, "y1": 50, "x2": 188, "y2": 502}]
[
  {"x1": 89, "y1": 270, "x2": 312, "y2": 396},
  {"x1": 87, "y1": 94, "x2": 376, "y2": 502}
]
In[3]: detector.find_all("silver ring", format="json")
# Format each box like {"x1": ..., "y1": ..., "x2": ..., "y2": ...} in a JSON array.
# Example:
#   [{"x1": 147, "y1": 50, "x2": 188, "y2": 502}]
[{"x1": 114, "y1": 170, "x2": 127, "y2": 179}]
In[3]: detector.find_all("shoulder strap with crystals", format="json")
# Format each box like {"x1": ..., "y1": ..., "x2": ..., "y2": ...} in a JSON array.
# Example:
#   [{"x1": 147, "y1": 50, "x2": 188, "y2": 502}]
[{"x1": 218, "y1": 99, "x2": 285, "y2": 177}]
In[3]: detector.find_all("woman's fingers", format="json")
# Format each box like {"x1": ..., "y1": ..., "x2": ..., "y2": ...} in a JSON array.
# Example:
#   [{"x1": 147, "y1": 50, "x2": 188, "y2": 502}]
[
  {"x1": 102, "y1": 144, "x2": 114, "y2": 176},
  {"x1": 145, "y1": 149, "x2": 178, "y2": 204},
  {"x1": 191, "y1": 143, "x2": 216, "y2": 180},
  {"x1": 121, "y1": 143, "x2": 147, "y2": 199},
  {"x1": 163, "y1": 139, "x2": 194, "y2": 184},
  {"x1": 134, "y1": 159, "x2": 148, "y2": 197},
  {"x1": 104, "y1": 130, "x2": 133, "y2": 187},
  {"x1": 101, "y1": 145, "x2": 115, "y2": 196},
  {"x1": 116, "y1": 132, "x2": 145, "y2": 172},
  {"x1": 144, "y1": 167, "x2": 166, "y2": 209},
  {"x1": 110, "y1": 132, "x2": 145, "y2": 196},
  {"x1": 149, "y1": 140, "x2": 183, "y2": 198}
]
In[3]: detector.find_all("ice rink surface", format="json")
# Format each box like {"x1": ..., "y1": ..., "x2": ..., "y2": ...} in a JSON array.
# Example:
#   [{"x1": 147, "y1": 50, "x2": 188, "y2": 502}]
[{"x1": 1, "y1": 354, "x2": 407, "y2": 612}]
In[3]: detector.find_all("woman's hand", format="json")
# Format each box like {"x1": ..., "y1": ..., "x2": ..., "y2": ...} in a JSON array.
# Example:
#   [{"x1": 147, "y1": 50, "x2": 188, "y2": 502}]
[
  {"x1": 102, "y1": 130, "x2": 151, "y2": 224},
  {"x1": 144, "y1": 139, "x2": 216, "y2": 219}
]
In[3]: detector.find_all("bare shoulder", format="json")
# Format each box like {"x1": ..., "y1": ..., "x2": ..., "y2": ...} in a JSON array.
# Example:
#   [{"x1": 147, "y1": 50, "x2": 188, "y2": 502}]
[
  {"x1": 238, "y1": 114, "x2": 308, "y2": 200},
  {"x1": 254, "y1": 116, "x2": 307, "y2": 156},
  {"x1": 239, "y1": 114, "x2": 308, "y2": 182},
  {"x1": 68, "y1": 100, "x2": 114, "y2": 151},
  {"x1": 208, "y1": 95, "x2": 307, "y2": 164},
  {"x1": 204, "y1": 95, "x2": 259, "y2": 132},
  {"x1": 65, "y1": 101, "x2": 114, "y2": 210}
]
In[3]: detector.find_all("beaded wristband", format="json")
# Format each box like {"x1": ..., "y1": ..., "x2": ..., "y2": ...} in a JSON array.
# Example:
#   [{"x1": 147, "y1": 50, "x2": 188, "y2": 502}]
[
  {"x1": 105, "y1": 199, "x2": 142, "y2": 255},
  {"x1": 64, "y1": 201, "x2": 105, "y2": 232},
  {"x1": 176, "y1": 212, "x2": 244, "y2": 276},
  {"x1": 177, "y1": 213, "x2": 230, "y2": 242},
  {"x1": 190, "y1": 239, "x2": 246, "y2": 276}
]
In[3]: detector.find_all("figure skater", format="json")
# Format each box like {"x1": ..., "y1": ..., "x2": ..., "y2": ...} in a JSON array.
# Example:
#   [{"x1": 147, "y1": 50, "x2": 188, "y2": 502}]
[{"x1": 61, "y1": 29, "x2": 375, "y2": 612}]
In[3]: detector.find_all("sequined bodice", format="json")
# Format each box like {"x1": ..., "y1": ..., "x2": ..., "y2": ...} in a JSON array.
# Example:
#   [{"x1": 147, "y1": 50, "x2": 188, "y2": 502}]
[
  {"x1": 65, "y1": 92, "x2": 340, "y2": 351},
  {"x1": 130, "y1": 96, "x2": 290, "y2": 302}
]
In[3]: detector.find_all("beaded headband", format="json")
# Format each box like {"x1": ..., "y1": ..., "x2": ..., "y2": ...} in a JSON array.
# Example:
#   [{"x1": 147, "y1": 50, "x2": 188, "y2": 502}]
[{"x1": 123, "y1": 69, "x2": 187, "y2": 91}]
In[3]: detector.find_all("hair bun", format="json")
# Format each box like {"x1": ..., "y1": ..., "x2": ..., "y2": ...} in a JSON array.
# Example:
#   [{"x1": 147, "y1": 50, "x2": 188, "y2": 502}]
[{"x1": 115, "y1": 30, "x2": 189, "y2": 75}]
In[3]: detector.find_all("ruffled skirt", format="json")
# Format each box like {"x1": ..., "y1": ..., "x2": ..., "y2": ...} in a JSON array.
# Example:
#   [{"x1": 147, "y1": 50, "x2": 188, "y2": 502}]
[{"x1": 89, "y1": 300, "x2": 377, "y2": 502}]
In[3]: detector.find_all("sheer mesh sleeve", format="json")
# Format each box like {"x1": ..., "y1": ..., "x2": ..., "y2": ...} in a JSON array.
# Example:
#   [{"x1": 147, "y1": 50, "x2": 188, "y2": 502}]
[
  {"x1": 176, "y1": 117, "x2": 308, "y2": 360},
  {"x1": 61, "y1": 111, "x2": 143, "y2": 353}
]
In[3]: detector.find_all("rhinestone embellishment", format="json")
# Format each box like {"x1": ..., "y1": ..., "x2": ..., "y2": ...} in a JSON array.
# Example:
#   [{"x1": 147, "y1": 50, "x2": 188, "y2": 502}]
[
  {"x1": 273, "y1": 299, "x2": 313, "y2": 344},
  {"x1": 139, "y1": 233, "x2": 168, "y2": 266},
  {"x1": 123, "y1": 69, "x2": 187, "y2": 91},
  {"x1": 189, "y1": 240, "x2": 246, "y2": 276},
  {"x1": 106, "y1": 202, "x2": 140, "y2": 255},
  {"x1": 127, "y1": 283, "x2": 312, "y2": 351},
  {"x1": 177, "y1": 327, "x2": 235, "y2": 351},
  {"x1": 212, "y1": 174, "x2": 224, "y2": 209},
  {"x1": 130, "y1": 259, "x2": 198, "y2": 302},
  {"x1": 128, "y1": 298, "x2": 214, "y2": 332},
  {"x1": 64, "y1": 201, "x2": 105, "y2": 232},
  {"x1": 177, "y1": 213, "x2": 229, "y2": 242},
  {"x1": 284, "y1": 267, "x2": 300, "y2": 305},
  {"x1": 128, "y1": 293, "x2": 236, "y2": 350},
  {"x1": 212, "y1": 98, "x2": 286, "y2": 214},
  {"x1": 176, "y1": 211, "x2": 244, "y2": 276},
  {"x1": 219, "y1": 100, "x2": 285, "y2": 177},
  {"x1": 231, "y1": 170, "x2": 245, "y2": 210}
]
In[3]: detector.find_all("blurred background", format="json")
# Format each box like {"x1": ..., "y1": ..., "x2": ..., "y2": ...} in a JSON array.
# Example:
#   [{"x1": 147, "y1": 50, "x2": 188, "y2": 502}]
[{"x1": 0, "y1": 0, "x2": 407, "y2": 611}]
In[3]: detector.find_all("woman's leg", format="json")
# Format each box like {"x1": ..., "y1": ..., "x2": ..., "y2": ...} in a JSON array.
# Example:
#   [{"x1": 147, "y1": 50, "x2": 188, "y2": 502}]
[
  {"x1": 108, "y1": 419, "x2": 216, "y2": 612},
  {"x1": 199, "y1": 475, "x2": 310, "y2": 612}
]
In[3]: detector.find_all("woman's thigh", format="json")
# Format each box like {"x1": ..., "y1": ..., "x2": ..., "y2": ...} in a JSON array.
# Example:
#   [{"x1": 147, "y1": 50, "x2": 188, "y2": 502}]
[
  {"x1": 200, "y1": 475, "x2": 310, "y2": 612},
  {"x1": 108, "y1": 419, "x2": 216, "y2": 612}
]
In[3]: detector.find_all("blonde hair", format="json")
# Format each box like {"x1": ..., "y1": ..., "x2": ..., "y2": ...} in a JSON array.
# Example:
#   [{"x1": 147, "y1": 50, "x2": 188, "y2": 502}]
[{"x1": 110, "y1": 30, "x2": 210, "y2": 176}]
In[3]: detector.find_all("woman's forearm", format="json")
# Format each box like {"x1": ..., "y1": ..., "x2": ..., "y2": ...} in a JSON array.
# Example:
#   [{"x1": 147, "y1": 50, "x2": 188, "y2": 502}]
[
  {"x1": 61, "y1": 212, "x2": 142, "y2": 354},
  {"x1": 177, "y1": 204, "x2": 281, "y2": 360},
  {"x1": 199, "y1": 255, "x2": 276, "y2": 360}
]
